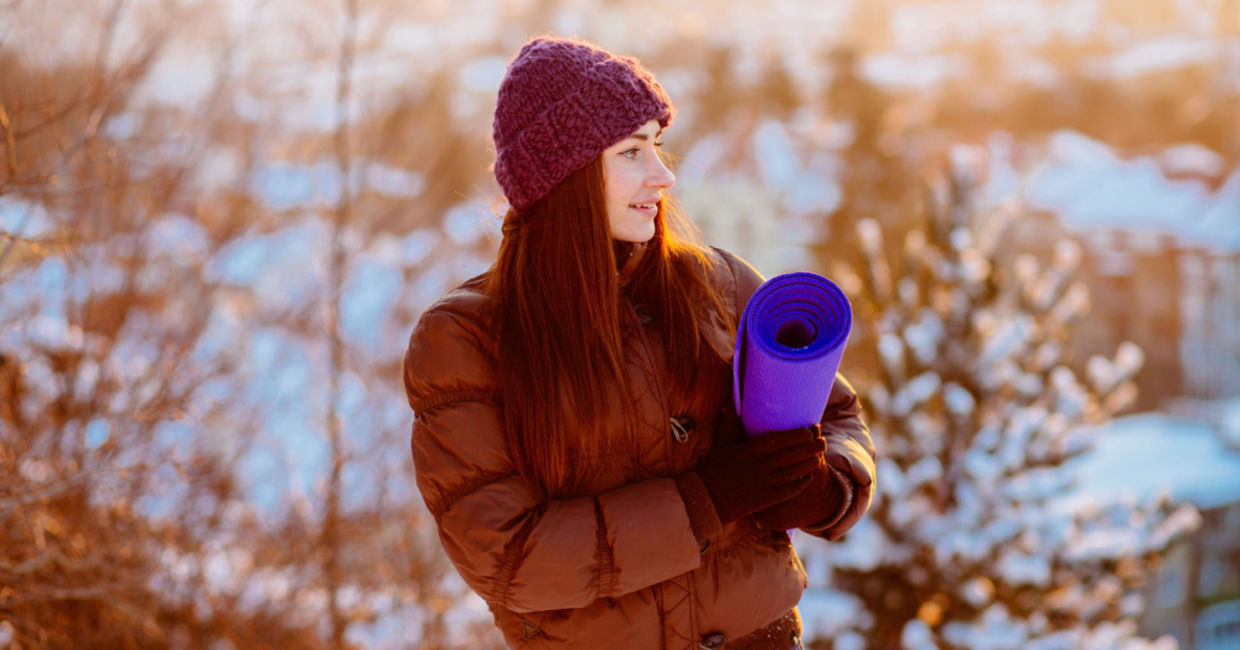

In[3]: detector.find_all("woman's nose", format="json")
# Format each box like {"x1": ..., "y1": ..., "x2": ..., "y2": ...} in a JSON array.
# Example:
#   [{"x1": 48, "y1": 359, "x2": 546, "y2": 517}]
[{"x1": 647, "y1": 155, "x2": 675, "y2": 190}]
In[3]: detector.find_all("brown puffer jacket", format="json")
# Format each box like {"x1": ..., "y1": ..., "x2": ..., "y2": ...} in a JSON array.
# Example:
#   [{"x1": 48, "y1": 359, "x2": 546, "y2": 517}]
[{"x1": 403, "y1": 246, "x2": 875, "y2": 649}]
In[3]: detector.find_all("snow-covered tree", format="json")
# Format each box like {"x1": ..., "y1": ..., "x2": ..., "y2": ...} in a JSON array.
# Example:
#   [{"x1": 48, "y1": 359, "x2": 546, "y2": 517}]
[{"x1": 797, "y1": 160, "x2": 1201, "y2": 649}]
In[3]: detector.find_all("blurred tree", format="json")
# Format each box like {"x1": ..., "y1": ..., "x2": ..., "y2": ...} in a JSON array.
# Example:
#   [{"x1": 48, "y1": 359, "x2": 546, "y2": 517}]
[
  {"x1": 0, "y1": 0, "x2": 499, "y2": 646},
  {"x1": 755, "y1": 53, "x2": 800, "y2": 123},
  {"x1": 0, "y1": 8, "x2": 327, "y2": 646},
  {"x1": 814, "y1": 47, "x2": 921, "y2": 277},
  {"x1": 358, "y1": 68, "x2": 494, "y2": 233},
  {"x1": 801, "y1": 161, "x2": 1199, "y2": 649},
  {"x1": 690, "y1": 45, "x2": 743, "y2": 137}
]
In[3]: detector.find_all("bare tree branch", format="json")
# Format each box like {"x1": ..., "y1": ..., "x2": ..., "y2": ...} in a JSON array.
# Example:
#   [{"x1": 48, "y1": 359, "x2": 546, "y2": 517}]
[
  {"x1": 323, "y1": 0, "x2": 358, "y2": 647},
  {"x1": 0, "y1": 99, "x2": 16, "y2": 175}
]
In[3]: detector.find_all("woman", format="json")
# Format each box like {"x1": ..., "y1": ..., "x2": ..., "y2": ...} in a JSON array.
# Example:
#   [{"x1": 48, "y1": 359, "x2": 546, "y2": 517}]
[{"x1": 403, "y1": 36, "x2": 876, "y2": 649}]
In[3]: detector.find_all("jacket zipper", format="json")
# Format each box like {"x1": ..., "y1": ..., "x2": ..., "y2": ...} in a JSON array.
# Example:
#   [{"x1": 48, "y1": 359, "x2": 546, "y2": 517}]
[
  {"x1": 624, "y1": 296, "x2": 700, "y2": 647},
  {"x1": 622, "y1": 296, "x2": 674, "y2": 460}
]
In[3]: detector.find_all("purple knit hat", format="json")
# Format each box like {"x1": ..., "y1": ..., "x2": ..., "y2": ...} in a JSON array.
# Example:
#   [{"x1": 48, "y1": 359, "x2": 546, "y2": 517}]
[{"x1": 492, "y1": 36, "x2": 675, "y2": 211}]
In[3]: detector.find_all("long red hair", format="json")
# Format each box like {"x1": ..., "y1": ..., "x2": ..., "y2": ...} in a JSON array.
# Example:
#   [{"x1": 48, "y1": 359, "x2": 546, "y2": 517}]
[{"x1": 488, "y1": 155, "x2": 729, "y2": 496}]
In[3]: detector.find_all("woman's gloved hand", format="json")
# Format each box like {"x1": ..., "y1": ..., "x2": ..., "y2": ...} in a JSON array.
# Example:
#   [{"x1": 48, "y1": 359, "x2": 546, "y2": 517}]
[
  {"x1": 751, "y1": 463, "x2": 850, "y2": 531},
  {"x1": 678, "y1": 406, "x2": 826, "y2": 528},
  {"x1": 755, "y1": 426, "x2": 876, "y2": 538}
]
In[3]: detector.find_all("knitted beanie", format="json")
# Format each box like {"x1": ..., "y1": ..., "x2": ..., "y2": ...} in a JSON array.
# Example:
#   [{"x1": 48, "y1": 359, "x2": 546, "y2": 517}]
[{"x1": 492, "y1": 36, "x2": 675, "y2": 211}]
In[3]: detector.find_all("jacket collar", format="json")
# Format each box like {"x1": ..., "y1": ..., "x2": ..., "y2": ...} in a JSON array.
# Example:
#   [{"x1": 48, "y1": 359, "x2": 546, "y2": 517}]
[
  {"x1": 614, "y1": 242, "x2": 735, "y2": 363},
  {"x1": 616, "y1": 241, "x2": 648, "y2": 288}
]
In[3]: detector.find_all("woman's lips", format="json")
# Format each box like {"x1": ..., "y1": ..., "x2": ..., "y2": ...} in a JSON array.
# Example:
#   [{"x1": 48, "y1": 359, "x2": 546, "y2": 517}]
[{"x1": 629, "y1": 202, "x2": 657, "y2": 217}]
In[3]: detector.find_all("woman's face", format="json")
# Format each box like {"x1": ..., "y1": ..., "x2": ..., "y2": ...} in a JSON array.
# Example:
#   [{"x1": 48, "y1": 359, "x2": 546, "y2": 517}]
[{"x1": 601, "y1": 119, "x2": 675, "y2": 243}]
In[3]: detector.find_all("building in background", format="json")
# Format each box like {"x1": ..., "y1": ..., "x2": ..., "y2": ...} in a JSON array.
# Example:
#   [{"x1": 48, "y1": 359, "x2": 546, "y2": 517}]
[
  {"x1": 1069, "y1": 413, "x2": 1240, "y2": 649},
  {"x1": 1142, "y1": 500, "x2": 1240, "y2": 649},
  {"x1": 1178, "y1": 242, "x2": 1240, "y2": 401},
  {"x1": 1000, "y1": 131, "x2": 1240, "y2": 410}
]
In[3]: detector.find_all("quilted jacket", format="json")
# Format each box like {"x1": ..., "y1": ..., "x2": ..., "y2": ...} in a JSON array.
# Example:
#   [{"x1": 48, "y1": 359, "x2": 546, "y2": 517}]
[{"x1": 403, "y1": 245, "x2": 874, "y2": 648}]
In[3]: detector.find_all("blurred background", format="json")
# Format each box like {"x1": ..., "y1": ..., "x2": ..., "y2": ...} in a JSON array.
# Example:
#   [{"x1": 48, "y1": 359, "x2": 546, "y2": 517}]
[{"x1": 1, "y1": 0, "x2": 1238, "y2": 648}]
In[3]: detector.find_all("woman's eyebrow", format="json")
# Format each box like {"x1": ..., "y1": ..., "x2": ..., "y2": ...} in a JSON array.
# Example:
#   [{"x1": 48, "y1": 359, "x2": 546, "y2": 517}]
[{"x1": 625, "y1": 130, "x2": 665, "y2": 142}]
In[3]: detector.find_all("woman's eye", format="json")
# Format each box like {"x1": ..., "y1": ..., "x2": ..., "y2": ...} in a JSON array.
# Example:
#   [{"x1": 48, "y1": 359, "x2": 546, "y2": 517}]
[{"x1": 622, "y1": 148, "x2": 639, "y2": 158}]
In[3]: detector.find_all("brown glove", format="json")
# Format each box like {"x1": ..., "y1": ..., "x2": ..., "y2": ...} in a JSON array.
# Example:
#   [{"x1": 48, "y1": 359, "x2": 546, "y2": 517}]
[
  {"x1": 676, "y1": 408, "x2": 825, "y2": 543},
  {"x1": 752, "y1": 462, "x2": 850, "y2": 531}
]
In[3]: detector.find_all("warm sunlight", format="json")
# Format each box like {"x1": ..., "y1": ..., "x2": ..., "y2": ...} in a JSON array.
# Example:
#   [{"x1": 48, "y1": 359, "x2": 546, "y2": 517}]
[{"x1": 2, "y1": 1, "x2": 1237, "y2": 648}]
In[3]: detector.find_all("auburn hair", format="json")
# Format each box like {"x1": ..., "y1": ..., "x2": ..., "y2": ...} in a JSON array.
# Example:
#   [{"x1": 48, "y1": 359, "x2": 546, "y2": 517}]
[{"x1": 488, "y1": 155, "x2": 730, "y2": 496}]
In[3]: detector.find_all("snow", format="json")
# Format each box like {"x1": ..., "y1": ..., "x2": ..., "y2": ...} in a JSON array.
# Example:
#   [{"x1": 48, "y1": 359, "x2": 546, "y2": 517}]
[
  {"x1": 736, "y1": 121, "x2": 847, "y2": 216},
  {"x1": 1066, "y1": 413, "x2": 1240, "y2": 509},
  {"x1": 901, "y1": 619, "x2": 935, "y2": 649},
  {"x1": 133, "y1": 53, "x2": 218, "y2": 108},
  {"x1": 1086, "y1": 356, "x2": 1119, "y2": 394},
  {"x1": 997, "y1": 549, "x2": 1051, "y2": 587},
  {"x1": 29, "y1": 313, "x2": 85, "y2": 351},
  {"x1": 249, "y1": 158, "x2": 422, "y2": 212},
  {"x1": 458, "y1": 56, "x2": 508, "y2": 93},
  {"x1": 903, "y1": 311, "x2": 944, "y2": 365},
  {"x1": 905, "y1": 455, "x2": 944, "y2": 487},
  {"x1": 149, "y1": 214, "x2": 211, "y2": 263},
  {"x1": 366, "y1": 163, "x2": 426, "y2": 198},
  {"x1": 401, "y1": 229, "x2": 440, "y2": 267},
  {"x1": 905, "y1": 372, "x2": 942, "y2": 407},
  {"x1": 192, "y1": 146, "x2": 244, "y2": 190},
  {"x1": 818, "y1": 517, "x2": 902, "y2": 571},
  {"x1": 1159, "y1": 143, "x2": 1226, "y2": 178},
  {"x1": 1149, "y1": 505, "x2": 1203, "y2": 549},
  {"x1": 965, "y1": 447, "x2": 1002, "y2": 482},
  {"x1": 251, "y1": 162, "x2": 318, "y2": 211},
  {"x1": 1028, "y1": 130, "x2": 1240, "y2": 253},
  {"x1": 941, "y1": 605, "x2": 1029, "y2": 650},
  {"x1": 341, "y1": 259, "x2": 403, "y2": 351},
  {"x1": 443, "y1": 203, "x2": 494, "y2": 246},
  {"x1": 754, "y1": 121, "x2": 799, "y2": 189},
  {"x1": 1047, "y1": 283, "x2": 1089, "y2": 328},
  {"x1": 1003, "y1": 467, "x2": 1074, "y2": 501},
  {"x1": 0, "y1": 197, "x2": 52, "y2": 238},
  {"x1": 979, "y1": 315, "x2": 1033, "y2": 366},
  {"x1": 1085, "y1": 36, "x2": 1223, "y2": 79},
  {"x1": 1223, "y1": 399, "x2": 1240, "y2": 448},
  {"x1": 1113, "y1": 342, "x2": 1144, "y2": 376},
  {"x1": 85, "y1": 418, "x2": 110, "y2": 449},
  {"x1": 861, "y1": 52, "x2": 971, "y2": 91},
  {"x1": 799, "y1": 589, "x2": 870, "y2": 639},
  {"x1": 678, "y1": 134, "x2": 729, "y2": 186},
  {"x1": 207, "y1": 222, "x2": 328, "y2": 312},
  {"x1": 962, "y1": 577, "x2": 996, "y2": 608},
  {"x1": 944, "y1": 383, "x2": 976, "y2": 416}
]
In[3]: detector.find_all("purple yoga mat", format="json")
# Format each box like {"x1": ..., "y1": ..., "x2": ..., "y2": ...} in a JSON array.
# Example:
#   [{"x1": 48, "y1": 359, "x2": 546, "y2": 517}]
[{"x1": 732, "y1": 272, "x2": 853, "y2": 434}]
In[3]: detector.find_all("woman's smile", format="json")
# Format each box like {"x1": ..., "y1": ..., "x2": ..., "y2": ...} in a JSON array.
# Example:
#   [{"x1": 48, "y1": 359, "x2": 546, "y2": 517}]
[{"x1": 629, "y1": 201, "x2": 659, "y2": 218}]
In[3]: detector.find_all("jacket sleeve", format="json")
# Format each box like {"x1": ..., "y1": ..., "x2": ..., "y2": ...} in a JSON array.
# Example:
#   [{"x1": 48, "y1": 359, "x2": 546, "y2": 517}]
[
  {"x1": 718, "y1": 248, "x2": 877, "y2": 539},
  {"x1": 810, "y1": 373, "x2": 876, "y2": 540},
  {"x1": 404, "y1": 305, "x2": 703, "y2": 614}
]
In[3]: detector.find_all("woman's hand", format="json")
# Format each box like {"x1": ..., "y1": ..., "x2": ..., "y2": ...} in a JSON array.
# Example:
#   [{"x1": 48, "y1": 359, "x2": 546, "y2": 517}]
[
  {"x1": 693, "y1": 412, "x2": 826, "y2": 526},
  {"x1": 751, "y1": 463, "x2": 849, "y2": 531},
  {"x1": 754, "y1": 427, "x2": 875, "y2": 539}
]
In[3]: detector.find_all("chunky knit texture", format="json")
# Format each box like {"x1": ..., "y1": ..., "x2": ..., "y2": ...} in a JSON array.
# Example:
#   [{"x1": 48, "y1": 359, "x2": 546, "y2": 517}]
[{"x1": 492, "y1": 36, "x2": 675, "y2": 211}]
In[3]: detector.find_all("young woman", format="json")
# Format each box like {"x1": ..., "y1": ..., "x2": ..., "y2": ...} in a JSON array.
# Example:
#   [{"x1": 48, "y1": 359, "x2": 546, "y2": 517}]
[{"x1": 403, "y1": 36, "x2": 876, "y2": 649}]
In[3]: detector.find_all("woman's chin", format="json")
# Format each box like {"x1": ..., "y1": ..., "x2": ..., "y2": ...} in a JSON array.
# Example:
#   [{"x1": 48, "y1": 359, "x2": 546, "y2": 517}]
[{"x1": 613, "y1": 229, "x2": 655, "y2": 244}]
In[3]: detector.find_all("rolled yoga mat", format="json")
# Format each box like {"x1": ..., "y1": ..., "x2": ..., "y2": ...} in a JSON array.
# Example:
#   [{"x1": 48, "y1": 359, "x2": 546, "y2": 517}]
[{"x1": 732, "y1": 272, "x2": 853, "y2": 435}]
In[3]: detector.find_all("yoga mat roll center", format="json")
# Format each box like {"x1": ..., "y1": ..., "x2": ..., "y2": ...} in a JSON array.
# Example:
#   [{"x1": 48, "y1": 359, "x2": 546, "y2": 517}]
[{"x1": 733, "y1": 272, "x2": 853, "y2": 434}]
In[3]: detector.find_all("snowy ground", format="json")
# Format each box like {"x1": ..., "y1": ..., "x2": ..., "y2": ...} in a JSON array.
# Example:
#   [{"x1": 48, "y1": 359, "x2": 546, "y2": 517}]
[
  {"x1": 798, "y1": 407, "x2": 1240, "y2": 642},
  {"x1": 1064, "y1": 411, "x2": 1240, "y2": 510}
]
